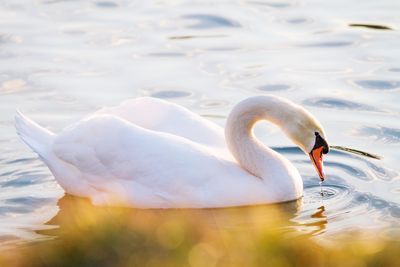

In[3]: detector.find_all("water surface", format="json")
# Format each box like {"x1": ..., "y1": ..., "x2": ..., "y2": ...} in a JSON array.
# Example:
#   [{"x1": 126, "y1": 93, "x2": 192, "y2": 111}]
[{"x1": 0, "y1": 0, "x2": 400, "y2": 249}]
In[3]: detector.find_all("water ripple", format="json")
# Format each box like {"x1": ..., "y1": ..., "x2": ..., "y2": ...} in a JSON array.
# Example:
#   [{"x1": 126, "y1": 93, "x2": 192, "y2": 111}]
[
  {"x1": 303, "y1": 97, "x2": 378, "y2": 111},
  {"x1": 355, "y1": 126, "x2": 400, "y2": 143},
  {"x1": 95, "y1": 1, "x2": 118, "y2": 8},
  {"x1": 304, "y1": 183, "x2": 352, "y2": 204},
  {"x1": 354, "y1": 80, "x2": 400, "y2": 90},
  {"x1": 248, "y1": 1, "x2": 292, "y2": 8},
  {"x1": 182, "y1": 14, "x2": 241, "y2": 29},
  {"x1": 302, "y1": 41, "x2": 354, "y2": 48},
  {"x1": 147, "y1": 52, "x2": 186, "y2": 57},
  {"x1": 388, "y1": 67, "x2": 400, "y2": 72},
  {"x1": 169, "y1": 34, "x2": 228, "y2": 40},
  {"x1": 325, "y1": 162, "x2": 371, "y2": 181},
  {"x1": 197, "y1": 100, "x2": 228, "y2": 109},
  {"x1": 0, "y1": 196, "x2": 55, "y2": 215},
  {"x1": 151, "y1": 90, "x2": 192, "y2": 99},
  {"x1": 258, "y1": 84, "x2": 292, "y2": 91},
  {"x1": 297, "y1": 181, "x2": 400, "y2": 238}
]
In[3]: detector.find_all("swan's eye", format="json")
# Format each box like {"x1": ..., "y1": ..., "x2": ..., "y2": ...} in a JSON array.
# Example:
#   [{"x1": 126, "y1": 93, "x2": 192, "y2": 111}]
[{"x1": 313, "y1": 132, "x2": 329, "y2": 154}]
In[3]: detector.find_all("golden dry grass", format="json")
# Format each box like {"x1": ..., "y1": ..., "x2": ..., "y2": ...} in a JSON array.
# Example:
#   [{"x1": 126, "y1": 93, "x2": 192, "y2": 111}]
[{"x1": 0, "y1": 195, "x2": 399, "y2": 267}]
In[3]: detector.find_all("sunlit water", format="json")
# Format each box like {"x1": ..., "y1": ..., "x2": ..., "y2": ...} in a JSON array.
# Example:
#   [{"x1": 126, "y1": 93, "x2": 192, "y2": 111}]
[{"x1": 1, "y1": 0, "x2": 400, "y2": 249}]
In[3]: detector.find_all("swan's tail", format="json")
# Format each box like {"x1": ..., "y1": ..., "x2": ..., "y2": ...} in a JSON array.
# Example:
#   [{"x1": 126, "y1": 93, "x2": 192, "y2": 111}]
[{"x1": 15, "y1": 111, "x2": 55, "y2": 158}]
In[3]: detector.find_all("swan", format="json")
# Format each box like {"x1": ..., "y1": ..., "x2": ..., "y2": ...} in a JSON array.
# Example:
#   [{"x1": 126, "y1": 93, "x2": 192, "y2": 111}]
[{"x1": 15, "y1": 95, "x2": 329, "y2": 208}]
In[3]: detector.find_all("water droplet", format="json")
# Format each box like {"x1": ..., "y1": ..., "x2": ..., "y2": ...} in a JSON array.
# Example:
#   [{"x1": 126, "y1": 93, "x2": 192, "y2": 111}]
[{"x1": 319, "y1": 181, "x2": 323, "y2": 196}]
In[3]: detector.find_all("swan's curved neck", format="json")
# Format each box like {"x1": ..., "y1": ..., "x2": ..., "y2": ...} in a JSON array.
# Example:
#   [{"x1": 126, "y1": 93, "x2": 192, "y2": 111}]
[{"x1": 225, "y1": 96, "x2": 297, "y2": 180}]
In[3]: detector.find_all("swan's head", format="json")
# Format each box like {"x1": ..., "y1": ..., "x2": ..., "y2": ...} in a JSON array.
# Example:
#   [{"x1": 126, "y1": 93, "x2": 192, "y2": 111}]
[
  {"x1": 307, "y1": 131, "x2": 329, "y2": 181},
  {"x1": 282, "y1": 104, "x2": 329, "y2": 181},
  {"x1": 226, "y1": 95, "x2": 330, "y2": 181}
]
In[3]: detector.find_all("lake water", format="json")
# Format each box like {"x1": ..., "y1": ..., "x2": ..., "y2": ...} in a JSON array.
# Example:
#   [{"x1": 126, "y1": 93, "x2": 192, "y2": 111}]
[{"x1": 1, "y1": 0, "x2": 400, "y2": 249}]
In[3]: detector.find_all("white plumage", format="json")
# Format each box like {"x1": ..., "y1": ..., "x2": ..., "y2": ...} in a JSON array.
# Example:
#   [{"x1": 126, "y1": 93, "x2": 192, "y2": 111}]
[{"x1": 15, "y1": 95, "x2": 327, "y2": 208}]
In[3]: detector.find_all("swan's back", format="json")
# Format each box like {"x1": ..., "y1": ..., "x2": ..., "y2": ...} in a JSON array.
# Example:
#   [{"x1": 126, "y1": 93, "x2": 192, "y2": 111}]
[{"x1": 95, "y1": 97, "x2": 225, "y2": 150}]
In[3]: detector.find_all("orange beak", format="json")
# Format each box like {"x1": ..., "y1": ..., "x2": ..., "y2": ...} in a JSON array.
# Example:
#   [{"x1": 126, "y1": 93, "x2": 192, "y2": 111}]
[{"x1": 309, "y1": 146, "x2": 325, "y2": 181}]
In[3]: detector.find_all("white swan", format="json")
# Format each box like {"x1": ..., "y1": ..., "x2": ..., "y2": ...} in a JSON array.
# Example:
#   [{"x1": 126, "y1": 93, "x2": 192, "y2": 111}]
[{"x1": 15, "y1": 95, "x2": 329, "y2": 208}]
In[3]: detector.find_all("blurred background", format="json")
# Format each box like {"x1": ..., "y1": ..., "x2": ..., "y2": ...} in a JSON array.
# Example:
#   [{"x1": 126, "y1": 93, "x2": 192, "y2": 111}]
[{"x1": 0, "y1": 0, "x2": 399, "y2": 265}]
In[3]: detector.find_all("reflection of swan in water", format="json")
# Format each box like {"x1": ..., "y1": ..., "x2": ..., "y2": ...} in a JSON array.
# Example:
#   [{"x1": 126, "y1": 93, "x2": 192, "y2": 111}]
[
  {"x1": 309, "y1": 206, "x2": 327, "y2": 236},
  {"x1": 38, "y1": 194, "x2": 303, "y2": 239},
  {"x1": 293, "y1": 205, "x2": 327, "y2": 237},
  {"x1": 16, "y1": 95, "x2": 330, "y2": 208}
]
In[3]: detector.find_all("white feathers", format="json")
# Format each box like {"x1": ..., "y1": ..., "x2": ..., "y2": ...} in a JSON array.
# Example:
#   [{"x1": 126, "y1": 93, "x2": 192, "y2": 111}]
[
  {"x1": 15, "y1": 110, "x2": 55, "y2": 158},
  {"x1": 15, "y1": 96, "x2": 324, "y2": 208}
]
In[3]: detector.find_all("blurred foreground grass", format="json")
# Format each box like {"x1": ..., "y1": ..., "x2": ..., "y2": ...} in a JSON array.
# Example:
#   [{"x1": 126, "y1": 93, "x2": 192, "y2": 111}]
[{"x1": 0, "y1": 196, "x2": 398, "y2": 267}]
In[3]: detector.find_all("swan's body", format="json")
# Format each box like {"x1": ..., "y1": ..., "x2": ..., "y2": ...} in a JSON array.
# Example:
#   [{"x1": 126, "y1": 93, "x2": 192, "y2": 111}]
[{"x1": 15, "y1": 96, "x2": 328, "y2": 208}]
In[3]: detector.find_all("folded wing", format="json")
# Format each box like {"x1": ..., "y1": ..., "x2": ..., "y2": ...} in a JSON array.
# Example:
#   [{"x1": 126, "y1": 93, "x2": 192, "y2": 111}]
[
  {"x1": 95, "y1": 97, "x2": 226, "y2": 151},
  {"x1": 52, "y1": 114, "x2": 246, "y2": 207}
]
